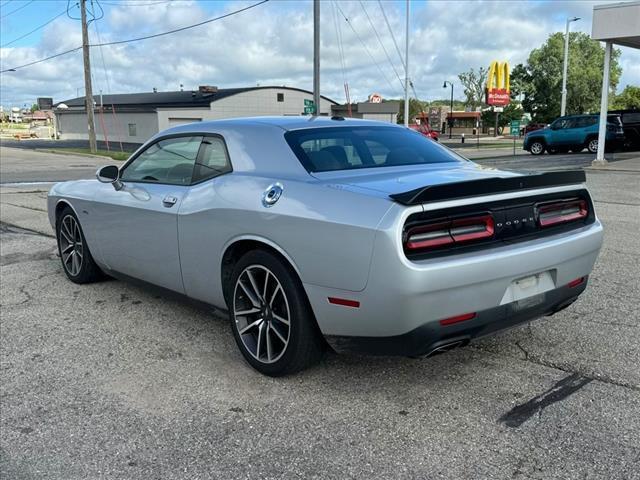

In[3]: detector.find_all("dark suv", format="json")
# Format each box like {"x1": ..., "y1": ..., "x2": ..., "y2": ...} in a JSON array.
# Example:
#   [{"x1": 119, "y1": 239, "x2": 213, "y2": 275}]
[{"x1": 523, "y1": 114, "x2": 625, "y2": 155}]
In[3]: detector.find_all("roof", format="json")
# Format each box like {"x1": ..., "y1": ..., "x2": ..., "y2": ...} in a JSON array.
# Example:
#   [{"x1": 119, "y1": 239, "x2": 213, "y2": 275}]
[
  {"x1": 163, "y1": 116, "x2": 405, "y2": 134},
  {"x1": 54, "y1": 86, "x2": 338, "y2": 110},
  {"x1": 446, "y1": 111, "x2": 481, "y2": 118},
  {"x1": 332, "y1": 101, "x2": 400, "y2": 114}
]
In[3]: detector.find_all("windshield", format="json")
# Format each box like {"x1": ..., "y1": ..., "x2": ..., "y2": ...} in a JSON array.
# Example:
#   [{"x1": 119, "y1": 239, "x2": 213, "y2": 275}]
[{"x1": 284, "y1": 126, "x2": 465, "y2": 173}]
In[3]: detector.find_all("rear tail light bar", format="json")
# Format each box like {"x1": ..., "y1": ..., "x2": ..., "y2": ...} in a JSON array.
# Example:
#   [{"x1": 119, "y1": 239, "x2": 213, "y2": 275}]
[
  {"x1": 405, "y1": 214, "x2": 494, "y2": 252},
  {"x1": 536, "y1": 198, "x2": 588, "y2": 228}
]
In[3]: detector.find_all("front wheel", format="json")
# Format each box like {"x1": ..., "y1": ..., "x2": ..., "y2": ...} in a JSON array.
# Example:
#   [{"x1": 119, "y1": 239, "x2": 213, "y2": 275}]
[
  {"x1": 229, "y1": 250, "x2": 324, "y2": 376},
  {"x1": 587, "y1": 138, "x2": 598, "y2": 154},
  {"x1": 56, "y1": 206, "x2": 103, "y2": 283},
  {"x1": 529, "y1": 141, "x2": 545, "y2": 155}
]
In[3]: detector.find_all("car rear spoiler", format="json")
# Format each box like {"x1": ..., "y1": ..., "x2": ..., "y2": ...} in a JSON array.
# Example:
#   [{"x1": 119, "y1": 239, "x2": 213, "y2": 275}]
[{"x1": 389, "y1": 170, "x2": 586, "y2": 206}]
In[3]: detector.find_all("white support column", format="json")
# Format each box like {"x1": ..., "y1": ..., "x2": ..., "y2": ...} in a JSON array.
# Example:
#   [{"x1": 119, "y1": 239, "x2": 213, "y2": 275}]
[{"x1": 593, "y1": 41, "x2": 612, "y2": 167}]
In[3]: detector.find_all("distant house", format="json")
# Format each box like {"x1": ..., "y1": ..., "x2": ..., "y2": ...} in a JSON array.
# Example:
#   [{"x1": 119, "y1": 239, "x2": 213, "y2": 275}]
[{"x1": 54, "y1": 86, "x2": 338, "y2": 144}]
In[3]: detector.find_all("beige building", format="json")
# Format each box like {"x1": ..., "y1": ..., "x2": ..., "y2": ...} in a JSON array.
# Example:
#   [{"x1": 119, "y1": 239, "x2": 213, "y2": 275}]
[{"x1": 54, "y1": 86, "x2": 338, "y2": 144}]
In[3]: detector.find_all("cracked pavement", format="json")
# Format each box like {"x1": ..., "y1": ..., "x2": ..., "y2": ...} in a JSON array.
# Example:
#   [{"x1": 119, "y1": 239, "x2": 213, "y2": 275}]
[{"x1": 1, "y1": 147, "x2": 639, "y2": 479}]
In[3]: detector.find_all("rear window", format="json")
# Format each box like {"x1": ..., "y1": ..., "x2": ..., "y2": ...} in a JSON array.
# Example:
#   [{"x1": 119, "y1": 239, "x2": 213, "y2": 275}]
[{"x1": 285, "y1": 126, "x2": 465, "y2": 173}]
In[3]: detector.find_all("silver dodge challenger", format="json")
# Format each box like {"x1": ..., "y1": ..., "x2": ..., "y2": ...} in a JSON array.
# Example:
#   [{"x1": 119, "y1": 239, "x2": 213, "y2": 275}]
[{"x1": 48, "y1": 117, "x2": 603, "y2": 375}]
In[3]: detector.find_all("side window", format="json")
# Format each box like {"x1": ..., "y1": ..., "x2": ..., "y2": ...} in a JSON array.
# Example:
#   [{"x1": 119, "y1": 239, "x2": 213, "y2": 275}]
[
  {"x1": 120, "y1": 136, "x2": 202, "y2": 185},
  {"x1": 193, "y1": 136, "x2": 232, "y2": 183},
  {"x1": 364, "y1": 139, "x2": 390, "y2": 165}
]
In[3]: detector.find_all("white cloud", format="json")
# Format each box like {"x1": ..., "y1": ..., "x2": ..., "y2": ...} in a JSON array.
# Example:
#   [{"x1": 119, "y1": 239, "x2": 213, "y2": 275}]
[{"x1": 0, "y1": 0, "x2": 638, "y2": 108}]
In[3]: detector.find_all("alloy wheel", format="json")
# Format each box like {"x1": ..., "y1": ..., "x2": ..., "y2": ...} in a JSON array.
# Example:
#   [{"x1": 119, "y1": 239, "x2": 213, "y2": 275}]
[
  {"x1": 531, "y1": 142, "x2": 543, "y2": 154},
  {"x1": 588, "y1": 139, "x2": 598, "y2": 153},
  {"x1": 59, "y1": 215, "x2": 84, "y2": 277},
  {"x1": 233, "y1": 265, "x2": 291, "y2": 364}
]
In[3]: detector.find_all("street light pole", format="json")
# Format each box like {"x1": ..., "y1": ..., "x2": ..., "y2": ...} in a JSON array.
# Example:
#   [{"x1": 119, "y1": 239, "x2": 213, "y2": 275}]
[
  {"x1": 312, "y1": 0, "x2": 320, "y2": 116},
  {"x1": 403, "y1": 0, "x2": 409, "y2": 127},
  {"x1": 561, "y1": 16, "x2": 580, "y2": 117},
  {"x1": 443, "y1": 81, "x2": 454, "y2": 139}
]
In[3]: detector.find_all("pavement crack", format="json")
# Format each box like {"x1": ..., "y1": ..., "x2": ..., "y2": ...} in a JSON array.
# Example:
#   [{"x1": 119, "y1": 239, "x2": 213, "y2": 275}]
[
  {"x1": 498, "y1": 373, "x2": 593, "y2": 428},
  {"x1": 1, "y1": 202, "x2": 47, "y2": 213},
  {"x1": 471, "y1": 344, "x2": 640, "y2": 392},
  {"x1": 0, "y1": 221, "x2": 54, "y2": 238}
]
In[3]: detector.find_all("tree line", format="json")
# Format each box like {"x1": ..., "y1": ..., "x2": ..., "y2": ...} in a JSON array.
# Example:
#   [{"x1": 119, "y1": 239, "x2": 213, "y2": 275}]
[{"x1": 395, "y1": 31, "x2": 639, "y2": 126}]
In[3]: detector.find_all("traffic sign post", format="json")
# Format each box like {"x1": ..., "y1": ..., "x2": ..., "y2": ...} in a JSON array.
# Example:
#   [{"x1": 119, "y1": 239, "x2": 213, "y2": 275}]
[
  {"x1": 510, "y1": 120, "x2": 521, "y2": 136},
  {"x1": 303, "y1": 99, "x2": 316, "y2": 115},
  {"x1": 510, "y1": 120, "x2": 521, "y2": 158}
]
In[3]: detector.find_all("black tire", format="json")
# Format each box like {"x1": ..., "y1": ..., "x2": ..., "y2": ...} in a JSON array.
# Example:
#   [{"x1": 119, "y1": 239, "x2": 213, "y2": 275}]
[
  {"x1": 587, "y1": 137, "x2": 598, "y2": 154},
  {"x1": 529, "y1": 140, "x2": 545, "y2": 155},
  {"x1": 56, "y1": 206, "x2": 103, "y2": 284},
  {"x1": 228, "y1": 249, "x2": 324, "y2": 376},
  {"x1": 547, "y1": 147, "x2": 558, "y2": 155}
]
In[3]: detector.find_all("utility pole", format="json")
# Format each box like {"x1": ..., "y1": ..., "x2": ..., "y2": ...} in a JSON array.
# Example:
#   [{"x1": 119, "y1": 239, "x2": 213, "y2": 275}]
[
  {"x1": 313, "y1": 0, "x2": 320, "y2": 116},
  {"x1": 561, "y1": 16, "x2": 580, "y2": 117},
  {"x1": 403, "y1": 0, "x2": 409, "y2": 127},
  {"x1": 80, "y1": 0, "x2": 97, "y2": 153}
]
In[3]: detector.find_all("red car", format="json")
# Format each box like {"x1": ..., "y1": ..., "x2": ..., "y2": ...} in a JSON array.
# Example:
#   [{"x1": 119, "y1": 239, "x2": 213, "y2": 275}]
[{"x1": 409, "y1": 122, "x2": 439, "y2": 141}]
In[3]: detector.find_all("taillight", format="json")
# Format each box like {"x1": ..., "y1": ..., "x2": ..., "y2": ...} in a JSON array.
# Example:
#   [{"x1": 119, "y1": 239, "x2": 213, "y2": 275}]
[
  {"x1": 536, "y1": 199, "x2": 587, "y2": 228},
  {"x1": 405, "y1": 214, "x2": 494, "y2": 252}
]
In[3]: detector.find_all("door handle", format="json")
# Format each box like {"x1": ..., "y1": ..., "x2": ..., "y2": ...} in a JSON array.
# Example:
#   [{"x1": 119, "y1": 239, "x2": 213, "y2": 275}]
[{"x1": 162, "y1": 195, "x2": 178, "y2": 207}]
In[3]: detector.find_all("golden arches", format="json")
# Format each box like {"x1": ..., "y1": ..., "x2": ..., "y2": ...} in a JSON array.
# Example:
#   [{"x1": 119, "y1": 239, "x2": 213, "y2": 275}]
[{"x1": 487, "y1": 61, "x2": 510, "y2": 92}]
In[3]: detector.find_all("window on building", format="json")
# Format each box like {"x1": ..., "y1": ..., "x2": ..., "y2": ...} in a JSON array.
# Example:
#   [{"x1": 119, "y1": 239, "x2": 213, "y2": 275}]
[
  {"x1": 277, "y1": 93, "x2": 284, "y2": 102},
  {"x1": 128, "y1": 123, "x2": 137, "y2": 137}
]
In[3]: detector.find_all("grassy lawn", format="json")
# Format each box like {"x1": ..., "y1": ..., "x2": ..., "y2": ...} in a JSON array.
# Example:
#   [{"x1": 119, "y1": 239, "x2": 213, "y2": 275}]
[
  {"x1": 51, "y1": 148, "x2": 130, "y2": 161},
  {"x1": 0, "y1": 122, "x2": 30, "y2": 130}
]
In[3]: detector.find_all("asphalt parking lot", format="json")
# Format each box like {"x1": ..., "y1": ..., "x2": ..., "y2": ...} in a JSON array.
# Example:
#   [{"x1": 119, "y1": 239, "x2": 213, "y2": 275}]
[{"x1": 1, "y1": 146, "x2": 639, "y2": 479}]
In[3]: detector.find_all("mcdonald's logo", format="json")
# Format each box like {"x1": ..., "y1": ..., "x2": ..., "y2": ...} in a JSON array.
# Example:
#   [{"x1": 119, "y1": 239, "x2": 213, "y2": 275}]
[{"x1": 486, "y1": 61, "x2": 511, "y2": 106}]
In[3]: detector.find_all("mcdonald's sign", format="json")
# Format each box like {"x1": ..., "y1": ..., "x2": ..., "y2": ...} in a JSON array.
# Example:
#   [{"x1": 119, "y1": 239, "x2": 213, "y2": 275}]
[{"x1": 486, "y1": 61, "x2": 510, "y2": 106}]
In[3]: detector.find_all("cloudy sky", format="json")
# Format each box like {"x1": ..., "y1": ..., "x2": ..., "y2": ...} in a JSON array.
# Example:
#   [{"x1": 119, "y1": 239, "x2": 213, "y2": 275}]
[{"x1": 1, "y1": 0, "x2": 638, "y2": 109}]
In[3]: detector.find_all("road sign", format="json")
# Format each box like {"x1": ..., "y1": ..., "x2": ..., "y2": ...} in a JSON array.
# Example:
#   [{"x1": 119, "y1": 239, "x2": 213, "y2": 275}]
[
  {"x1": 510, "y1": 120, "x2": 521, "y2": 136},
  {"x1": 304, "y1": 99, "x2": 315, "y2": 107},
  {"x1": 303, "y1": 105, "x2": 316, "y2": 114}
]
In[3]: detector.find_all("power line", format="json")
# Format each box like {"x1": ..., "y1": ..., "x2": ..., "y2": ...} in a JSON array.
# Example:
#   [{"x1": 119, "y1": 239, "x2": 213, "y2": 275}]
[
  {"x1": 334, "y1": 2, "x2": 399, "y2": 96},
  {"x1": 91, "y1": 0, "x2": 268, "y2": 46},
  {"x1": 1, "y1": 5, "x2": 76, "y2": 48},
  {"x1": 0, "y1": 0, "x2": 269, "y2": 73},
  {"x1": 378, "y1": 0, "x2": 405, "y2": 70},
  {"x1": 99, "y1": 0, "x2": 172, "y2": 5},
  {"x1": 0, "y1": 0, "x2": 35, "y2": 19},
  {"x1": 359, "y1": 0, "x2": 404, "y2": 90}
]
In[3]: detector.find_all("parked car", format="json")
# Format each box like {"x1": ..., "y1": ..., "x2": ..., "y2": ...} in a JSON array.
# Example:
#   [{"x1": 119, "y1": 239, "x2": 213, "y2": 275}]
[
  {"x1": 48, "y1": 117, "x2": 603, "y2": 376},
  {"x1": 409, "y1": 122, "x2": 439, "y2": 141},
  {"x1": 520, "y1": 123, "x2": 546, "y2": 136},
  {"x1": 523, "y1": 114, "x2": 625, "y2": 155},
  {"x1": 608, "y1": 109, "x2": 640, "y2": 150}
]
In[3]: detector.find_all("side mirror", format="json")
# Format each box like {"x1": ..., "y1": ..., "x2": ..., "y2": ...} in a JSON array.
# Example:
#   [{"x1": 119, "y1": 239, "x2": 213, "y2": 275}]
[{"x1": 96, "y1": 165, "x2": 123, "y2": 190}]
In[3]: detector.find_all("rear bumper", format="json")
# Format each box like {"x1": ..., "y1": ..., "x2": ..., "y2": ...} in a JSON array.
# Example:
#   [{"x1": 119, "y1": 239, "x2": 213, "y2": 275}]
[{"x1": 325, "y1": 279, "x2": 586, "y2": 357}]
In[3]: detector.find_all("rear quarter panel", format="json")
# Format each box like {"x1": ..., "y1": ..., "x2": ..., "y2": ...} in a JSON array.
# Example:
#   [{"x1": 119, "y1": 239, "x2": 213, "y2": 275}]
[{"x1": 177, "y1": 173, "x2": 394, "y2": 307}]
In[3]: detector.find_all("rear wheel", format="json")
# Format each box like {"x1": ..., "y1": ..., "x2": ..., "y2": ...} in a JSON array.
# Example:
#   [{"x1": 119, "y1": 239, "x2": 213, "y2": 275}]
[
  {"x1": 587, "y1": 137, "x2": 598, "y2": 154},
  {"x1": 529, "y1": 140, "x2": 545, "y2": 155},
  {"x1": 229, "y1": 250, "x2": 324, "y2": 376},
  {"x1": 56, "y1": 206, "x2": 103, "y2": 284}
]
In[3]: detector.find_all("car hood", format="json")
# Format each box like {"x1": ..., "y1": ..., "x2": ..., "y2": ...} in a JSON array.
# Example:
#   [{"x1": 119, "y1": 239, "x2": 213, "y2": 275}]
[{"x1": 311, "y1": 162, "x2": 522, "y2": 198}]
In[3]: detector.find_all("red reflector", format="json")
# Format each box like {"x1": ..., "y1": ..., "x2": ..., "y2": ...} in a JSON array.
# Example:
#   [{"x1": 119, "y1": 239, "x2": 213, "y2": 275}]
[
  {"x1": 439, "y1": 312, "x2": 477, "y2": 326},
  {"x1": 537, "y1": 199, "x2": 587, "y2": 227},
  {"x1": 328, "y1": 297, "x2": 360, "y2": 308},
  {"x1": 567, "y1": 277, "x2": 585, "y2": 288}
]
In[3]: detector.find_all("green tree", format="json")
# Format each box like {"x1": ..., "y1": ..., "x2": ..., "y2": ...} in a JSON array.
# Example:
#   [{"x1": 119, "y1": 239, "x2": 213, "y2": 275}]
[
  {"x1": 30, "y1": 103, "x2": 38, "y2": 113},
  {"x1": 457, "y1": 67, "x2": 488, "y2": 109},
  {"x1": 395, "y1": 98, "x2": 428, "y2": 125},
  {"x1": 481, "y1": 103, "x2": 524, "y2": 133},
  {"x1": 517, "y1": 32, "x2": 622, "y2": 122},
  {"x1": 611, "y1": 85, "x2": 640, "y2": 110}
]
